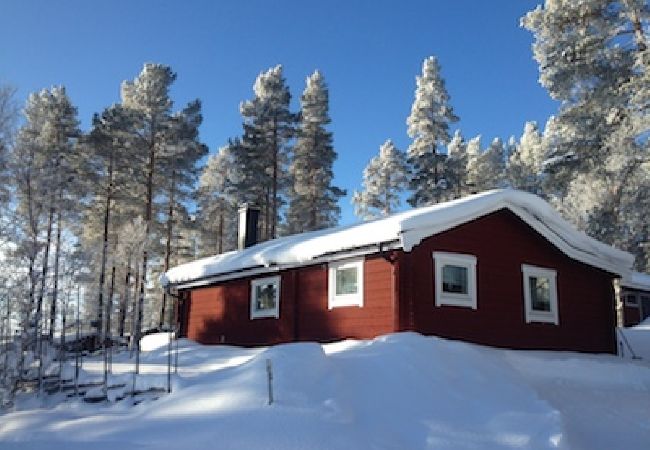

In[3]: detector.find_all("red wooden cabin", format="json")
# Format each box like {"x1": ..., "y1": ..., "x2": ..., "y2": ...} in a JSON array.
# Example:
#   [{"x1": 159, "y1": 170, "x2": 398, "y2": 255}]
[{"x1": 162, "y1": 190, "x2": 634, "y2": 353}]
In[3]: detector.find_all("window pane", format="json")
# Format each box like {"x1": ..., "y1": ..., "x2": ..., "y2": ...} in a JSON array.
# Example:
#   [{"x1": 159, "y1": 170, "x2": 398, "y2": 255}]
[
  {"x1": 336, "y1": 267, "x2": 358, "y2": 295},
  {"x1": 255, "y1": 283, "x2": 277, "y2": 311},
  {"x1": 529, "y1": 276, "x2": 551, "y2": 311},
  {"x1": 442, "y1": 265, "x2": 468, "y2": 294}
]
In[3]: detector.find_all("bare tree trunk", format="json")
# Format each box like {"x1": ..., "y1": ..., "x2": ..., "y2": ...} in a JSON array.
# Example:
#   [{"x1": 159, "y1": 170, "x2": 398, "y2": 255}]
[
  {"x1": 218, "y1": 211, "x2": 224, "y2": 254},
  {"x1": 36, "y1": 200, "x2": 55, "y2": 395},
  {"x1": 135, "y1": 131, "x2": 156, "y2": 376},
  {"x1": 49, "y1": 209, "x2": 62, "y2": 340},
  {"x1": 271, "y1": 118, "x2": 278, "y2": 239},
  {"x1": 160, "y1": 169, "x2": 176, "y2": 329},
  {"x1": 96, "y1": 149, "x2": 115, "y2": 346},
  {"x1": 119, "y1": 255, "x2": 131, "y2": 338},
  {"x1": 129, "y1": 258, "x2": 140, "y2": 354}
]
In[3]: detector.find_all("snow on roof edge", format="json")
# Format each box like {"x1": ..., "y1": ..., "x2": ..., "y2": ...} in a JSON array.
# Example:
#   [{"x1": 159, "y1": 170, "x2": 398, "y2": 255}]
[
  {"x1": 162, "y1": 189, "x2": 634, "y2": 287},
  {"x1": 621, "y1": 271, "x2": 650, "y2": 291}
]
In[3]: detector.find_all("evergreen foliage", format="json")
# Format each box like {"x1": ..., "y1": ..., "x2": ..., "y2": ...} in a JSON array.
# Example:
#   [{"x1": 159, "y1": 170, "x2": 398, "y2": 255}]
[
  {"x1": 406, "y1": 56, "x2": 458, "y2": 206},
  {"x1": 286, "y1": 71, "x2": 344, "y2": 234},
  {"x1": 352, "y1": 139, "x2": 408, "y2": 219}
]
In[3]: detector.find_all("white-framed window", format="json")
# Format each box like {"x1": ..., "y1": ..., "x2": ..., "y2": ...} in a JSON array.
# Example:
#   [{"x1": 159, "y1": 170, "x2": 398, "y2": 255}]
[
  {"x1": 328, "y1": 258, "x2": 364, "y2": 309},
  {"x1": 522, "y1": 264, "x2": 559, "y2": 325},
  {"x1": 250, "y1": 276, "x2": 281, "y2": 319},
  {"x1": 624, "y1": 293, "x2": 639, "y2": 307},
  {"x1": 433, "y1": 252, "x2": 477, "y2": 309}
]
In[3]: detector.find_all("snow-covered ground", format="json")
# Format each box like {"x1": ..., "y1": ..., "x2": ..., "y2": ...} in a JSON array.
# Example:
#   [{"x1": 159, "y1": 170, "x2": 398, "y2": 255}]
[
  {"x1": 619, "y1": 318, "x2": 650, "y2": 360},
  {"x1": 1, "y1": 332, "x2": 649, "y2": 450}
]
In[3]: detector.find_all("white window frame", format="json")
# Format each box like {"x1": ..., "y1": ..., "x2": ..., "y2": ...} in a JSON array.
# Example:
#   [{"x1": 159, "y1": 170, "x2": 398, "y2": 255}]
[
  {"x1": 522, "y1": 264, "x2": 559, "y2": 325},
  {"x1": 433, "y1": 252, "x2": 477, "y2": 309},
  {"x1": 250, "y1": 275, "x2": 281, "y2": 319},
  {"x1": 328, "y1": 258, "x2": 364, "y2": 309}
]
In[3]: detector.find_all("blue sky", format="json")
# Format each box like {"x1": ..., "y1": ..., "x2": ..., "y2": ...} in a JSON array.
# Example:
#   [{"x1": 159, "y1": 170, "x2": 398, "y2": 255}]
[{"x1": 1, "y1": 0, "x2": 557, "y2": 225}]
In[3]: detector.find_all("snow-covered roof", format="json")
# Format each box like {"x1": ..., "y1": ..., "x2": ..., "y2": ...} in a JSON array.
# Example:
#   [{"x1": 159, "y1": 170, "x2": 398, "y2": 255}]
[
  {"x1": 621, "y1": 271, "x2": 650, "y2": 292},
  {"x1": 162, "y1": 189, "x2": 634, "y2": 288}
]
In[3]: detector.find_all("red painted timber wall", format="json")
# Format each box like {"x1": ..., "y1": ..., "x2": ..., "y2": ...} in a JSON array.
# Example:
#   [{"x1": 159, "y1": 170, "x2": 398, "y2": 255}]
[
  {"x1": 398, "y1": 209, "x2": 617, "y2": 353},
  {"x1": 181, "y1": 255, "x2": 395, "y2": 345}
]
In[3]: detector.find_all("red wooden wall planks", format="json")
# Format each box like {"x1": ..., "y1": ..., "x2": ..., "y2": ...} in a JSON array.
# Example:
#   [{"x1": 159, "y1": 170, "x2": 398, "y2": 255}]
[{"x1": 399, "y1": 209, "x2": 617, "y2": 353}]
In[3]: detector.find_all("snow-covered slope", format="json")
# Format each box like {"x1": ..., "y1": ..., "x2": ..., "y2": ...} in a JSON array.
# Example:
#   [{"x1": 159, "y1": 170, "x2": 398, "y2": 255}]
[
  {"x1": 162, "y1": 189, "x2": 634, "y2": 288},
  {"x1": 2, "y1": 333, "x2": 649, "y2": 450}
]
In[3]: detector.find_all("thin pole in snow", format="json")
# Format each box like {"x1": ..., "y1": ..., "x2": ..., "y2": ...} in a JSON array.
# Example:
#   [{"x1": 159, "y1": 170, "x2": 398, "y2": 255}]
[
  {"x1": 74, "y1": 284, "x2": 81, "y2": 399},
  {"x1": 266, "y1": 358, "x2": 273, "y2": 405}
]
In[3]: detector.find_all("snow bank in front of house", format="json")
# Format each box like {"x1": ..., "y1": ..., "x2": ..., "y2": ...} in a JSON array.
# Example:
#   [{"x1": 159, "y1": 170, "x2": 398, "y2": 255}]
[
  {"x1": 161, "y1": 189, "x2": 634, "y2": 287},
  {"x1": 140, "y1": 332, "x2": 174, "y2": 352},
  {"x1": 3, "y1": 333, "x2": 650, "y2": 450}
]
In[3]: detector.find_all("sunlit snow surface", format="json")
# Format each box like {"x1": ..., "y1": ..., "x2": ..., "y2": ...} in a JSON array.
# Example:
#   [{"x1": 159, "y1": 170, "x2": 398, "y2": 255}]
[{"x1": 1, "y1": 332, "x2": 650, "y2": 450}]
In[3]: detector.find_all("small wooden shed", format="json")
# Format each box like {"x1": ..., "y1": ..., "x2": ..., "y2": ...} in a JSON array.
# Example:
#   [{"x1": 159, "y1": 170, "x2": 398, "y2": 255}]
[
  {"x1": 620, "y1": 272, "x2": 650, "y2": 327},
  {"x1": 162, "y1": 190, "x2": 634, "y2": 353}
]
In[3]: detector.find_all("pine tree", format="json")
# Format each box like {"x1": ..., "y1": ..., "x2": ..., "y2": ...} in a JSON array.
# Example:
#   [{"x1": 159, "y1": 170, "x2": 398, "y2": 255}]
[
  {"x1": 406, "y1": 56, "x2": 458, "y2": 206},
  {"x1": 286, "y1": 70, "x2": 344, "y2": 234},
  {"x1": 523, "y1": 0, "x2": 649, "y2": 268},
  {"x1": 465, "y1": 135, "x2": 482, "y2": 193},
  {"x1": 444, "y1": 130, "x2": 468, "y2": 199},
  {"x1": 120, "y1": 63, "x2": 179, "y2": 371},
  {"x1": 157, "y1": 100, "x2": 208, "y2": 328},
  {"x1": 196, "y1": 145, "x2": 239, "y2": 255},
  {"x1": 0, "y1": 85, "x2": 17, "y2": 211},
  {"x1": 522, "y1": 0, "x2": 648, "y2": 191},
  {"x1": 481, "y1": 138, "x2": 506, "y2": 190},
  {"x1": 507, "y1": 121, "x2": 545, "y2": 193},
  {"x1": 352, "y1": 139, "x2": 408, "y2": 219},
  {"x1": 238, "y1": 65, "x2": 295, "y2": 240}
]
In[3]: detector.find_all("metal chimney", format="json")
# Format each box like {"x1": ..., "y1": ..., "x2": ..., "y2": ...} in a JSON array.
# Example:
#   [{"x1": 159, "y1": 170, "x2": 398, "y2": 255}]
[{"x1": 238, "y1": 203, "x2": 260, "y2": 250}]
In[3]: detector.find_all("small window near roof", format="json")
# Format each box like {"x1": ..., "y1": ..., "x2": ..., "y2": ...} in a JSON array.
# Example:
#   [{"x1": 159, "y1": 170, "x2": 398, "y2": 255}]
[
  {"x1": 522, "y1": 265, "x2": 558, "y2": 325},
  {"x1": 433, "y1": 252, "x2": 477, "y2": 309},
  {"x1": 250, "y1": 276, "x2": 280, "y2": 319},
  {"x1": 328, "y1": 258, "x2": 364, "y2": 309},
  {"x1": 624, "y1": 293, "x2": 639, "y2": 307}
]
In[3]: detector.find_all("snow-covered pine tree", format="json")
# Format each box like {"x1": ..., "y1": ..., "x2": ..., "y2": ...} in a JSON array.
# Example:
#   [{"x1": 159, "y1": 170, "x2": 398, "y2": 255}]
[
  {"x1": 196, "y1": 144, "x2": 239, "y2": 256},
  {"x1": 481, "y1": 137, "x2": 506, "y2": 190},
  {"x1": 157, "y1": 100, "x2": 208, "y2": 328},
  {"x1": 523, "y1": 0, "x2": 649, "y2": 268},
  {"x1": 0, "y1": 85, "x2": 17, "y2": 211},
  {"x1": 239, "y1": 65, "x2": 295, "y2": 240},
  {"x1": 286, "y1": 70, "x2": 344, "y2": 234},
  {"x1": 406, "y1": 56, "x2": 458, "y2": 207},
  {"x1": 444, "y1": 129, "x2": 468, "y2": 199},
  {"x1": 507, "y1": 121, "x2": 545, "y2": 193},
  {"x1": 352, "y1": 139, "x2": 408, "y2": 220},
  {"x1": 120, "y1": 63, "x2": 179, "y2": 370},
  {"x1": 465, "y1": 135, "x2": 482, "y2": 194}
]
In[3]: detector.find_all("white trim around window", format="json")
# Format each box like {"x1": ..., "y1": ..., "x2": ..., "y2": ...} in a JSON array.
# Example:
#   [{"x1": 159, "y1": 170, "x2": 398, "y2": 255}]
[
  {"x1": 250, "y1": 275, "x2": 281, "y2": 319},
  {"x1": 328, "y1": 258, "x2": 364, "y2": 309},
  {"x1": 522, "y1": 264, "x2": 559, "y2": 325},
  {"x1": 432, "y1": 252, "x2": 477, "y2": 309}
]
